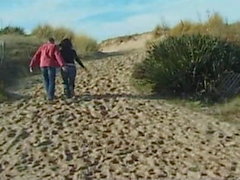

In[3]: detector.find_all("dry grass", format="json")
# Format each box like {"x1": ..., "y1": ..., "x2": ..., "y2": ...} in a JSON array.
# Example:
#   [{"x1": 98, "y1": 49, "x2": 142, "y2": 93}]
[
  {"x1": 153, "y1": 13, "x2": 240, "y2": 45},
  {"x1": 0, "y1": 34, "x2": 43, "y2": 61},
  {"x1": 0, "y1": 34, "x2": 43, "y2": 88},
  {"x1": 165, "y1": 95, "x2": 240, "y2": 125},
  {"x1": 31, "y1": 24, "x2": 98, "y2": 55},
  {"x1": 73, "y1": 34, "x2": 98, "y2": 55},
  {"x1": 212, "y1": 97, "x2": 240, "y2": 124}
]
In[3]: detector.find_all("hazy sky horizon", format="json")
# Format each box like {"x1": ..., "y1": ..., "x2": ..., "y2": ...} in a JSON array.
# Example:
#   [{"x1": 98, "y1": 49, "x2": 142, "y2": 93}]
[{"x1": 0, "y1": 0, "x2": 239, "y2": 41}]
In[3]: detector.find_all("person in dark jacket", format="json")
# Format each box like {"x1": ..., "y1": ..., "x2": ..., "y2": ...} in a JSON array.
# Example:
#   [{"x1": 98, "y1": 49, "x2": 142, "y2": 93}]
[{"x1": 59, "y1": 38, "x2": 87, "y2": 98}]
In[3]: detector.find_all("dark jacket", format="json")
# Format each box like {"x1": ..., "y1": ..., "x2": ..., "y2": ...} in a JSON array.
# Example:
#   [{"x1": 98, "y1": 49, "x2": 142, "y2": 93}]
[{"x1": 60, "y1": 48, "x2": 85, "y2": 68}]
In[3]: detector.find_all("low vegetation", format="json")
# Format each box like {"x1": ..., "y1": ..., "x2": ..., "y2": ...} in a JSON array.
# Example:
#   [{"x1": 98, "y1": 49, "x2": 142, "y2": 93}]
[
  {"x1": 134, "y1": 13, "x2": 240, "y2": 98},
  {"x1": 0, "y1": 26, "x2": 25, "y2": 35},
  {"x1": 0, "y1": 34, "x2": 43, "y2": 86},
  {"x1": 32, "y1": 25, "x2": 74, "y2": 41},
  {"x1": 152, "y1": 13, "x2": 240, "y2": 44},
  {"x1": 134, "y1": 34, "x2": 240, "y2": 100},
  {"x1": 0, "y1": 82, "x2": 6, "y2": 102},
  {"x1": 73, "y1": 35, "x2": 98, "y2": 55},
  {"x1": 132, "y1": 13, "x2": 240, "y2": 123},
  {"x1": 32, "y1": 25, "x2": 98, "y2": 55}
]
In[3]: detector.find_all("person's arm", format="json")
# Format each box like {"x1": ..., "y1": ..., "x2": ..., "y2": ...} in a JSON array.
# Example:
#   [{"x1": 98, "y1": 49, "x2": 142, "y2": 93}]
[
  {"x1": 53, "y1": 45, "x2": 65, "y2": 67},
  {"x1": 74, "y1": 50, "x2": 86, "y2": 69},
  {"x1": 76, "y1": 56, "x2": 86, "y2": 69},
  {"x1": 29, "y1": 47, "x2": 41, "y2": 68}
]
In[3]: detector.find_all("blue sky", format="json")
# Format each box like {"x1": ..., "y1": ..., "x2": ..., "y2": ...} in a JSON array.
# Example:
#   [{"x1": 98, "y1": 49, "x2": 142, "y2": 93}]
[{"x1": 0, "y1": 0, "x2": 239, "y2": 41}]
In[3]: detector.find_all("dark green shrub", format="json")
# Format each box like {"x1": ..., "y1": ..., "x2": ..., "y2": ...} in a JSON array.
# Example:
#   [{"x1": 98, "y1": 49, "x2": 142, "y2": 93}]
[
  {"x1": 0, "y1": 81, "x2": 7, "y2": 101},
  {"x1": 133, "y1": 34, "x2": 240, "y2": 98},
  {"x1": 0, "y1": 26, "x2": 25, "y2": 35}
]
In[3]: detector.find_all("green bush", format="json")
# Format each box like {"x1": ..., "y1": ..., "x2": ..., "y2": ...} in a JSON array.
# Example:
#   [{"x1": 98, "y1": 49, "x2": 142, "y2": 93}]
[
  {"x1": 133, "y1": 34, "x2": 240, "y2": 98},
  {"x1": 0, "y1": 26, "x2": 25, "y2": 35},
  {"x1": 0, "y1": 81, "x2": 7, "y2": 102}
]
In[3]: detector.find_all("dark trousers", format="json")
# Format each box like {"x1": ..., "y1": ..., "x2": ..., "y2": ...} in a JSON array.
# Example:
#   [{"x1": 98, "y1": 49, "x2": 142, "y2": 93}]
[
  {"x1": 41, "y1": 67, "x2": 56, "y2": 100},
  {"x1": 61, "y1": 66, "x2": 76, "y2": 98}
]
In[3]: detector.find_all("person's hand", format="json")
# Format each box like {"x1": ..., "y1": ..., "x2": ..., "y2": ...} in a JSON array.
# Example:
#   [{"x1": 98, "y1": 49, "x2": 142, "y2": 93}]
[
  {"x1": 85, "y1": 68, "x2": 91, "y2": 75},
  {"x1": 84, "y1": 68, "x2": 89, "y2": 73},
  {"x1": 84, "y1": 68, "x2": 92, "y2": 77},
  {"x1": 85, "y1": 67, "x2": 91, "y2": 74},
  {"x1": 62, "y1": 66, "x2": 67, "y2": 72},
  {"x1": 29, "y1": 67, "x2": 33, "y2": 73}
]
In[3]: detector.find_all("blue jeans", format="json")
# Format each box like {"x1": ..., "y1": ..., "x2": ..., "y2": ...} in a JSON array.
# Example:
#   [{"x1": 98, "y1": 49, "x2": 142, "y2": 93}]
[
  {"x1": 41, "y1": 67, "x2": 56, "y2": 100},
  {"x1": 61, "y1": 66, "x2": 76, "y2": 98}
]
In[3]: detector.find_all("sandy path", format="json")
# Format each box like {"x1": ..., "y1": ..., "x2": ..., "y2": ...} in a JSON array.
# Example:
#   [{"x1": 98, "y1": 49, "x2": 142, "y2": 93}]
[{"x1": 0, "y1": 51, "x2": 240, "y2": 180}]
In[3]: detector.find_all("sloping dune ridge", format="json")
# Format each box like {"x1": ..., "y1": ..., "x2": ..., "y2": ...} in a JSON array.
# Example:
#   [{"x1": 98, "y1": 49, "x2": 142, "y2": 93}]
[
  {"x1": 99, "y1": 32, "x2": 153, "y2": 53},
  {"x1": 0, "y1": 49, "x2": 240, "y2": 179}
]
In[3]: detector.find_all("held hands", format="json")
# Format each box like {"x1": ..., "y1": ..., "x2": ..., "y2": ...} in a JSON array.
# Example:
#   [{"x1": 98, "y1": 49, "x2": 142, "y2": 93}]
[
  {"x1": 84, "y1": 68, "x2": 91, "y2": 75},
  {"x1": 61, "y1": 66, "x2": 67, "y2": 72},
  {"x1": 84, "y1": 68, "x2": 92, "y2": 77}
]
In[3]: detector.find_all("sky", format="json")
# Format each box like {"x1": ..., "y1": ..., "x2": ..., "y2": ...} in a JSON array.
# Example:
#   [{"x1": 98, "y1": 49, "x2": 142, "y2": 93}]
[{"x1": 0, "y1": 0, "x2": 239, "y2": 41}]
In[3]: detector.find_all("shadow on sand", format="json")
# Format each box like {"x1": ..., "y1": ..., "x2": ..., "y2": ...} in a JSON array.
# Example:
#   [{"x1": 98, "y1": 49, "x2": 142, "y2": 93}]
[
  {"x1": 74, "y1": 92, "x2": 163, "y2": 101},
  {"x1": 83, "y1": 50, "x2": 136, "y2": 61}
]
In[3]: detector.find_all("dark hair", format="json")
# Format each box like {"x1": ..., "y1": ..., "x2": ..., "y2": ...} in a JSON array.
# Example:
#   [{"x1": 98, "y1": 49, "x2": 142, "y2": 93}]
[
  {"x1": 60, "y1": 38, "x2": 72, "y2": 49},
  {"x1": 48, "y1": 37, "x2": 55, "y2": 43}
]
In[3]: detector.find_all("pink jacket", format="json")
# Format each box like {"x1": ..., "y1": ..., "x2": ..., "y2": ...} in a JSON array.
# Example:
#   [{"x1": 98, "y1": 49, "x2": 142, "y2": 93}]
[{"x1": 30, "y1": 42, "x2": 65, "y2": 68}]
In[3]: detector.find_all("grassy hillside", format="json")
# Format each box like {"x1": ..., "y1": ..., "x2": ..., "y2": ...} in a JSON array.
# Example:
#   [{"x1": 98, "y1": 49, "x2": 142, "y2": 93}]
[
  {"x1": 0, "y1": 35, "x2": 43, "y2": 101},
  {"x1": 0, "y1": 35, "x2": 42, "y2": 84},
  {"x1": 99, "y1": 32, "x2": 152, "y2": 52}
]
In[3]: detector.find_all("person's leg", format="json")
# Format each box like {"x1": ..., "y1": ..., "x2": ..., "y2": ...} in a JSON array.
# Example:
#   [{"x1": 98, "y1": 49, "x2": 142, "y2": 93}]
[
  {"x1": 61, "y1": 67, "x2": 71, "y2": 98},
  {"x1": 41, "y1": 67, "x2": 49, "y2": 98},
  {"x1": 68, "y1": 66, "x2": 77, "y2": 97},
  {"x1": 48, "y1": 67, "x2": 56, "y2": 100}
]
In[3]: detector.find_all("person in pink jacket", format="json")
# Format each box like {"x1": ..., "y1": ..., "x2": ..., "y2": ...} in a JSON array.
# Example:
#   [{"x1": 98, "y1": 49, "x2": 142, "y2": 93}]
[{"x1": 29, "y1": 38, "x2": 66, "y2": 101}]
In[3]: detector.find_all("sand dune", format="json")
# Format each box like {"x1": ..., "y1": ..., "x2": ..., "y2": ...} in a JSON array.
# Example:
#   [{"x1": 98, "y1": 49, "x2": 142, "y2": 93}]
[
  {"x1": 0, "y1": 51, "x2": 240, "y2": 179},
  {"x1": 99, "y1": 33, "x2": 153, "y2": 53}
]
